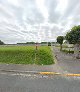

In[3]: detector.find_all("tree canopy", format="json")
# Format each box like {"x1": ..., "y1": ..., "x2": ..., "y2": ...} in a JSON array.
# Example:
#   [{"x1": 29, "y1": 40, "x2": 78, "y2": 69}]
[
  {"x1": 57, "y1": 36, "x2": 64, "y2": 45},
  {"x1": 65, "y1": 25, "x2": 80, "y2": 44},
  {"x1": 0, "y1": 40, "x2": 4, "y2": 45},
  {"x1": 57, "y1": 36, "x2": 64, "y2": 50}
]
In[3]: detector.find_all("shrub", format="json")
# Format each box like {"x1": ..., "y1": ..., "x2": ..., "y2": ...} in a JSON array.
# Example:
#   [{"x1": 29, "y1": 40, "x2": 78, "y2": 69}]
[{"x1": 62, "y1": 49, "x2": 74, "y2": 54}]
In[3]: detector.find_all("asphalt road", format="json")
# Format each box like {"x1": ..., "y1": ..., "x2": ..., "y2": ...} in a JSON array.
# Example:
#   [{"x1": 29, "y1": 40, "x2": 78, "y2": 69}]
[
  {"x1": 0, "y1": 72, "x2": 80, "y2": 92},
  {"x1": 53, "y1": 47, "x2": 80, "y2": 74}
]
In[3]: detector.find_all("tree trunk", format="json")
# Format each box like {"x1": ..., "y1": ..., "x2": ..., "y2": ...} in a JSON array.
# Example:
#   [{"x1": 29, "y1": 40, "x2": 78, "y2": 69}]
[
  {"x1": 74, "y1": 44, "x2": 80, "y2": 59},
  {"x1": 60, "y1": 44, "x2": 62, "y2": 51}
]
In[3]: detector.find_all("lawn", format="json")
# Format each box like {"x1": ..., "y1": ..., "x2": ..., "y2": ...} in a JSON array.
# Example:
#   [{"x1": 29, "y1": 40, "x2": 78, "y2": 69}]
[{"x1": 0, "y1": 46, "x2": 54, "y2": 65}]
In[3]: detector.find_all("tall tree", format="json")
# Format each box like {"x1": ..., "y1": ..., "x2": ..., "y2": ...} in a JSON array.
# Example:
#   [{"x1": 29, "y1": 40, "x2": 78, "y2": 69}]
[
  {"x1": 0, "y1": 40, "x2": 4, "y2": 45},
  {"x1": 65, "y1": 25, "x2": 80, "y2": 59},
  {"x1": 57, "y1": 36, "x2": 64, "y2": 51}
]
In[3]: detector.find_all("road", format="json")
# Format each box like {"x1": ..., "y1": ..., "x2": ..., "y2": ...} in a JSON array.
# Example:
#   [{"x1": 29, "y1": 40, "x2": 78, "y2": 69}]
[
  {"x1": 53, "y1": 47, "x2": 80, "y2": 74},
  {"x1": 0, "y1": 72, "x2": 80, "y2": 92}
]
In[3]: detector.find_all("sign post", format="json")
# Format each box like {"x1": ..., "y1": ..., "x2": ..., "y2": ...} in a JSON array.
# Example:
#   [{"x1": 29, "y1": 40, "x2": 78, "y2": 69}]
[
  {"x1": 35, "y1": 42, "x2": 38, "y2": 50},
  {"x1": 34, "y1": 42, "x2": 38, "y2": 64}
]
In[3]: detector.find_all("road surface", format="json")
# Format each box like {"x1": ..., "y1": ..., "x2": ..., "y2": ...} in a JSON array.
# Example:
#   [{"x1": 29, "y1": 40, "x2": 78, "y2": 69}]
[
  {"x1": 53, "y1": 47, "x2": 80, "y2": 74},
  {"x1": 0, "y1": 71, "x2": 80, "y2": 92}
]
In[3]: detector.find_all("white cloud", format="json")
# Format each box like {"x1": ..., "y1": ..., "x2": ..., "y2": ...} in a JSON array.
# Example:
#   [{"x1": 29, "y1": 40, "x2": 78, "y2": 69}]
[
  {"x1": 36, "y1": 0, "x2": 49, "y2": 22},
  {"x1": 0, "y1": 0, "x2": 80, "y2": 43},
  {"x1": 55, "y1": 0, "x2": 68, "y2": 14},
  {"x1": 7, "y1": 0, "x2": 20, "y2": 6}
]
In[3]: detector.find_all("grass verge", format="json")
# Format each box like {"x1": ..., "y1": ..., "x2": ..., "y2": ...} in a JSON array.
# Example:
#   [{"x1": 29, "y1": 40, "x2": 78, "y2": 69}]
[{"x1": 0, "y1": 46, "x2": 54, "y2": 65}]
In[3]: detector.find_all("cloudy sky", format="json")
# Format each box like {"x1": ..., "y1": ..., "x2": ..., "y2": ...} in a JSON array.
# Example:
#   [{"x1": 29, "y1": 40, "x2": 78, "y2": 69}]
[{"x1": 0, "y1": 0, "x2": 80, "y2": 44}]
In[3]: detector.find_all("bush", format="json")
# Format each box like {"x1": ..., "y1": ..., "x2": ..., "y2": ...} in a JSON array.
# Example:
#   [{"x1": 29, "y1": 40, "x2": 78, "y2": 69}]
[
  {"x1": 48, "y1": 42, "x2": 51, "y2": 46},
  {"x1": 62, "y1": 49, "x2": 74, "y2": 54}
]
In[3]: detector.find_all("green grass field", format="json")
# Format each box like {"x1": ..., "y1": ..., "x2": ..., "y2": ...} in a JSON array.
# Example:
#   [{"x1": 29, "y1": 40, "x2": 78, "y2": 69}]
[{"x1": 0, "y1": 46, "x2": 54, "y2": 65}]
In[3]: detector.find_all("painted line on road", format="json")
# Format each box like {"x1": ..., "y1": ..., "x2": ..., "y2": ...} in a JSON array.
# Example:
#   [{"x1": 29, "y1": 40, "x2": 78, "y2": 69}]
[
  {"x1": 39, "y1": 72, "x2": 80, "y2": 77},
  {"x1": 39, "y1": 72, "x2": 60, "y2": 75},
  {"x1": 64, "y1": 74, "x2": 80, "y2": 77},
  {"x1": 0, "y1": 69, "x2": 39, "y2": 74},
  {"x1": 0, "y1": 69, "x2": 80, "y2": 77}
]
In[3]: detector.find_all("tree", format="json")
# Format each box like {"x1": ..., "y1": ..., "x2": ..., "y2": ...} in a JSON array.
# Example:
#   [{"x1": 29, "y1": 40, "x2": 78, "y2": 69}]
[
  {"x1": 48, "y1": 42, "x2": 51, "y2": 46},
  {"x1": 65, "y1": 25, "x2": 80, "y2": 59},
  {"x1": 0, "y1": 40, "x2": 4, "y2": 45},
  {"x1": 57, "y1": 36, "x2": 64, "y2": 51}
]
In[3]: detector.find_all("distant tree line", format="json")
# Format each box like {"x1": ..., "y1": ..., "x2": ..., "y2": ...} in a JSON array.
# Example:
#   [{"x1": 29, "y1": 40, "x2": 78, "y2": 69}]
[
  {"x1": 17, "y1": 42, "x2": 56, "y2": 45},
  {"x1": 26, "y1": 42, "x2": 35, "y2": 44}
]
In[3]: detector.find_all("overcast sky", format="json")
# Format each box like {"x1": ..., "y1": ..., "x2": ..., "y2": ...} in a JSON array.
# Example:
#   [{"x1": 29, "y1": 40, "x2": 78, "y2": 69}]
[{"x1": 0, "y1": 0, "x2": 80, "y2": 44}]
